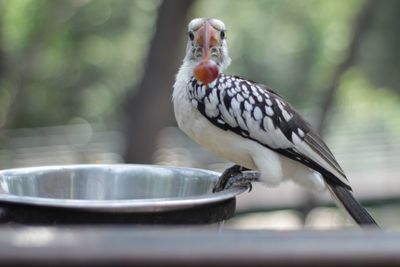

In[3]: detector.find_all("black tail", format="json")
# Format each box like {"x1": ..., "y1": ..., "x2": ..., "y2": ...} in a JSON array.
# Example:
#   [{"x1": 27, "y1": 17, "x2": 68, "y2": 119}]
[{"x1": 326, "y1": 181, "x2": 380, "y2": 228}]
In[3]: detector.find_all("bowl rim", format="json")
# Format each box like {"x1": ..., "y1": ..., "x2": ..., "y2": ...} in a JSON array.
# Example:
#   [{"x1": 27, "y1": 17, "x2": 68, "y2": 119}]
[{"x1": 0, "y1": 164, "x2": 247, "y2": 212}]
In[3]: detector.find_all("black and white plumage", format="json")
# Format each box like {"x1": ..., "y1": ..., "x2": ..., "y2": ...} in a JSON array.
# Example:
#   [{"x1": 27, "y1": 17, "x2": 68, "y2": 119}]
[{"x1": 173, "y1": 18, "x2": 378, "y2": 227}]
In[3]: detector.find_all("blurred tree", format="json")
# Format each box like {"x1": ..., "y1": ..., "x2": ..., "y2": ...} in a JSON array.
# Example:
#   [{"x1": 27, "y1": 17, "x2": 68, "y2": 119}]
[
  {"x1": 0, "y1": 0, "x2": 160, "y2": 129},
  {"x1": 357, "y1": 0, "x2": 400, "y2": 92},
  {"x1": 0, "y1": 0, "x2": 3, "y2": 78},
  {"x1": 0, "y1": 0, "x2": 398, "y2": 165},
  {"x1": 315, "y1": 0, "x2": 377, "y2": 135},
  {"x1": 123, "y1": 0, "x2": 195, "y2": 163},
  {"x1": 315, "y1": 0, "x2": 400, "y2": 136}
]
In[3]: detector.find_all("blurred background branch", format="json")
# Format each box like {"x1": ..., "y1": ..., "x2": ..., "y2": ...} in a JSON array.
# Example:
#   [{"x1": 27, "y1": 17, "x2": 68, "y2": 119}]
[
  {"x1": 123, "y1": 0, "x2": 195, "y2": 164},
  {"x1": 315, "y1": 0, "x2": 377, "y2": 135}
]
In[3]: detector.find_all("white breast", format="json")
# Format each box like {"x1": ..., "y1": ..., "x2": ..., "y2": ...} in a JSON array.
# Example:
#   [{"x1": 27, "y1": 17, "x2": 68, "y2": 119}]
[
  {"x1": 173, "y1": 80, "x2": 257, "y2": 169},
  {"x1": 173, "y1": 63, "x2": 258, "y2": 170}
]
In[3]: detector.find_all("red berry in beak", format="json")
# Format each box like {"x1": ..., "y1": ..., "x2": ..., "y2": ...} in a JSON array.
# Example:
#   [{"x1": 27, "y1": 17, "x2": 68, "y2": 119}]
[{"x1": 193, "y1": 59, "x2": 219, "y2": 85}]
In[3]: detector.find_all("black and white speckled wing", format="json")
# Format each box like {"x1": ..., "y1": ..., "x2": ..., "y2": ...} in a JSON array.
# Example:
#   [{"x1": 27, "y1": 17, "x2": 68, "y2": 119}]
[{"x1": 188, "y1": 74, "x2": 350, "y2": 188}]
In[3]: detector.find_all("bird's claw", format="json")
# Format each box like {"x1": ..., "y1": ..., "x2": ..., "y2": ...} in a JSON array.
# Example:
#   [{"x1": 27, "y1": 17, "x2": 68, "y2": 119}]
[
  {"x1": 212, "y1": 165, "x2": 259, "y2": 193},
  {"x1": 212, "y1": 164, "x2": 242, "y2": 193},
  {"x1": 224, "y1": 171, "x2": 259, "y2": 192}
]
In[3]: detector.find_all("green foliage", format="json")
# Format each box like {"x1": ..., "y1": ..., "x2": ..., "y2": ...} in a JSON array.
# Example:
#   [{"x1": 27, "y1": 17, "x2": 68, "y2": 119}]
[
  {"x1": 336, "y1": 69, "x2": 400, "y2": 134},
  {"x1": 0, "y1": 0, "x2": 398, "y2": 135},
  {"x1": 0, "y1": 0, "x2": 160, "y2": 128},
  {"x1": 357, "y1": 0, "x2": 400, "y2": 92}
]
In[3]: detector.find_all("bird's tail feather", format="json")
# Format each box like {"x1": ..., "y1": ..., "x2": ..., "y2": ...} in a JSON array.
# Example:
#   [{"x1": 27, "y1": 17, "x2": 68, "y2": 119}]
[{"x1": 326, "y1": 181, "x2": 380, "y2": 228}]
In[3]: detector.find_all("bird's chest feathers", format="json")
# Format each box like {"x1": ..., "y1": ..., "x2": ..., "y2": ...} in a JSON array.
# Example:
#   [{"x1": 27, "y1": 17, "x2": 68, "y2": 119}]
[
  {"x1": 173, "y1": 82, "x2": 214, "y2": 141},
  {"x1": 173, "y1": 82, "x2": 256, "y2": 168}
]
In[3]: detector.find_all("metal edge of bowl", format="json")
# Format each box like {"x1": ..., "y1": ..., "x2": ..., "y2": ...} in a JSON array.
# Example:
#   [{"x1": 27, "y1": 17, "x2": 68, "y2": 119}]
[{"x1": 0, "y1": 164, "x2": 248, "y2": 213}]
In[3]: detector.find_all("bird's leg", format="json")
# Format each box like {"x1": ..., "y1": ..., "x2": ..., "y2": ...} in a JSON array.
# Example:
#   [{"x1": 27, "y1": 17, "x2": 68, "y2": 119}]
[{"x1": 212, "y1": 164, "x2": 258, "y2": 193}]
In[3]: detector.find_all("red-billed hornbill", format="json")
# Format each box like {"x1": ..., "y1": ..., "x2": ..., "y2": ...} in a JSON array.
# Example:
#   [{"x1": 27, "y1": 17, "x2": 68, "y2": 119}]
[{"x1": 173, "y1": 18, "x2": 379, "y2": 227}]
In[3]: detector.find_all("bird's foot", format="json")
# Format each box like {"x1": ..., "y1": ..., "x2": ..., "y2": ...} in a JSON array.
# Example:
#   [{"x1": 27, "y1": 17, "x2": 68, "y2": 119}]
[
  {"x1": 212, "y1": 165, "x2": 244, "y2": 193},
  {"x1": 224, "y1": 171, "x2": 260, "y2": 192},
  {"x1": 212, "y1": 165, "x2": 259, "y2": 193}
]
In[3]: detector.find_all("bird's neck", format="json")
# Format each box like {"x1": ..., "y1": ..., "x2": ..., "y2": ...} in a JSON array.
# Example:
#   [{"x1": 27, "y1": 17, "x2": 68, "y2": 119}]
[{"x1": 175, "y1": 61, "x2": 196, "y2": 86}]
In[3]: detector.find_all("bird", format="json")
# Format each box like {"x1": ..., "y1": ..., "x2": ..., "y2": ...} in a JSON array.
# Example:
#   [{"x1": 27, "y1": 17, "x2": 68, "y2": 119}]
[{"x1": 172, "y1": 17, "x2": 379, "y2": 227}]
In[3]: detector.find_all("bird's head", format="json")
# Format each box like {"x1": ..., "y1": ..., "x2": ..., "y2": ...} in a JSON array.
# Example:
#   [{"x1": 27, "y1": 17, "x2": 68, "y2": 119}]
[{"x1": 184, "y1": 18, "x2": 231, "y2": 84}]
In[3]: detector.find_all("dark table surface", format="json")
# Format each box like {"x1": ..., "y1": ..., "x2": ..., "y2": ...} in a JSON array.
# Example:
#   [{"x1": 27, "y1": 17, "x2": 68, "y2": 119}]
[{"x1": 0, "y1": 226, "x2": 398, "y2": 267}]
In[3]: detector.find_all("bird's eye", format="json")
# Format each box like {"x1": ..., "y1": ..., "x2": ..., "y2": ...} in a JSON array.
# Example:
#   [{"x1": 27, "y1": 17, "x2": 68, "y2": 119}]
[
  {"x1": 220, "y1": 30, "x2": 225, "y2": 40},
  {"x1": 188, "y1": 31, "x2": 194, "y2": 41}
]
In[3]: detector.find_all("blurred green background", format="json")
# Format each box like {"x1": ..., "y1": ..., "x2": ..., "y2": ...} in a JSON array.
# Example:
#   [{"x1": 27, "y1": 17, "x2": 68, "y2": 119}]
[{"x1": 0, "y1": 0, "x2": 399, "y2": 229}]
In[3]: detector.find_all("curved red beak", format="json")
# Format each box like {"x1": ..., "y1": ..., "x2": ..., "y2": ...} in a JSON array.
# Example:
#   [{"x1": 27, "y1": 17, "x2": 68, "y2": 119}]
[
  {"x1": 193, "y1": 20, "x2": 220, "y2": 85},
  {"x1": 194, "y1": 20, "x2": 220, "y2": 60}
]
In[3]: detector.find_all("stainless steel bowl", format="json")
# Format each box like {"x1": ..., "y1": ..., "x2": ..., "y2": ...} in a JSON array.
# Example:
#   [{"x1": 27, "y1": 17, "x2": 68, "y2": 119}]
[{"x1": 0, "y1": 165, "x2": 247, "y2": 224}]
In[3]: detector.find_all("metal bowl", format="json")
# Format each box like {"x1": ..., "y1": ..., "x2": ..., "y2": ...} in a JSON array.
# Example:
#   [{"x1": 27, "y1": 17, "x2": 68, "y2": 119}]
[{"x1": 0, "y1": 165, "x2": 246, "y2": 225}]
